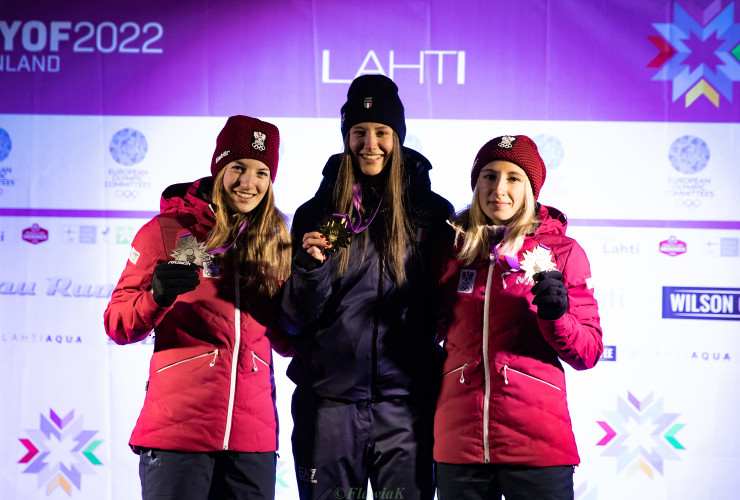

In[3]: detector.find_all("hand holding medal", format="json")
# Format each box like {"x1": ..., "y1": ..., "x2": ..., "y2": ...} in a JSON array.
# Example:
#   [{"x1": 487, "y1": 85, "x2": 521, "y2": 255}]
[
  {"x1": 316, "y1": 215, "x2": 353, "y2": 253},
  {"x1": 312, "y1": 183, "x2": 384, "y2": 259}
]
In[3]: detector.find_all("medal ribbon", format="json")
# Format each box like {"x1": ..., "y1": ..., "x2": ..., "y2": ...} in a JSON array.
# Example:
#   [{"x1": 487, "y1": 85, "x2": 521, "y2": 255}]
[
  {"x1": 335, "y1": 183, "x2": 383, "y2": 234},
  {"x1": 208, "y1": 219, "x2": 248, "y2": 255}
]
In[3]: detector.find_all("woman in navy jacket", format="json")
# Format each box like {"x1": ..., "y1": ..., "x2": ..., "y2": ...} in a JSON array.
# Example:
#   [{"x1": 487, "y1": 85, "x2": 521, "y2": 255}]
[{"x1": 280, "y1": 75, "x2": 452, "y2": 500}]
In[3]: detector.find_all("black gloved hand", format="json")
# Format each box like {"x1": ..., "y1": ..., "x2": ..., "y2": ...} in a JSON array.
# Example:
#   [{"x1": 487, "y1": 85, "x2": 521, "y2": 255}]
[
  {"x1": 151, "y1": 262, "x2": 200, "y2": 307},
  {"x1": 294, "y1": 248, "x2": 319, "y2": 271},
  {"x1": 531, "y1": 269, "x2": 569, "y2": 320}
]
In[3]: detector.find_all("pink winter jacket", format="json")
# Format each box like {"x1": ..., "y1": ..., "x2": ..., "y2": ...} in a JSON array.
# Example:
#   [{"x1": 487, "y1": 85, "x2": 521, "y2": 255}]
[
  {"x1": 104, "y1": 178, "x2": 287, "y2": 453},
  {"x1": 433, "y1": 205, "x2": 603, "y2": 466}
]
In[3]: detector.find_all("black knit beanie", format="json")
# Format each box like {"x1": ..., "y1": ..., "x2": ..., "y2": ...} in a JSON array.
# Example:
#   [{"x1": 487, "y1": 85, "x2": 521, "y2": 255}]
[{"x1": 340, "y1": 75, "x2": 406, "y2": 145}]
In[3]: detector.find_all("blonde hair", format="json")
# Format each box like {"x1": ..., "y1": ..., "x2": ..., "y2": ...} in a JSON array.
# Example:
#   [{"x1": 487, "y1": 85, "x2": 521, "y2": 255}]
[
  {"x1": 451, "y1": 177, "x2": 539, "y2": 265},
  {"x1": 332, "y1": 132, "x2": 415, "y2": 285},
  {"x1": 206, "y1": 168, "x2": 291, "y2": 296}
]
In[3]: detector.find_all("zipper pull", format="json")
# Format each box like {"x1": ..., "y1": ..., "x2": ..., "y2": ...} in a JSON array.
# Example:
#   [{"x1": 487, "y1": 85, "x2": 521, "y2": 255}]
[
  {"x1": 210, "y1": 349, "x2": 218, "y2": 367},
  {"x1": 459, "y1": 363, "x2": 468, "y2": 384},
  {"x1": 503, "y1": 365, "x2": 509, "y2": 385},
  {"x1": 252, "y1": 350, "x2": 258, "y2": 372}
]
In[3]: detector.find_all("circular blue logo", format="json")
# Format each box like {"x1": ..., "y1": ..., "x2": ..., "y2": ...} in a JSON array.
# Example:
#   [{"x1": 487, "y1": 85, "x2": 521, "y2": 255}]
[
  {"x1": 109, "y1": 128, "x2": 148, "y2": 166},
  {"x1": 533, "y1": 134, "x2": 564, "y2": 170},
  {"x1": 669, "y1": 135, "x2": 709, "y2": 174},
  {"x1": 0, "y1": 128, "x2": 12, "y2": 162}
]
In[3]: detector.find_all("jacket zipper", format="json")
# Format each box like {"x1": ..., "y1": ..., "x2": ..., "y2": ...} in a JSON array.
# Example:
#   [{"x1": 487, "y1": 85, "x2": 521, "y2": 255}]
[
  {"x1": 155, "y1": 349, "x2": 218, "y2": 373},
  {"x1": 443, "y1": 363, "x2": 469, "y2": 383},
  {"x1": 371, "y1": 257, "x2": 384, "y2": 404},
  {"x1": 252, "y1": 350, "x2": 269, "y2": 372},
  {"x1": 223, "y1": 271, "x2": 241, "y2": 450},
  {"x1": 482, "y1": 254, "x2": 495, "y2": 463},
  {"x1": 502, "y1": 365, "x2": 563, "y2": 391}
]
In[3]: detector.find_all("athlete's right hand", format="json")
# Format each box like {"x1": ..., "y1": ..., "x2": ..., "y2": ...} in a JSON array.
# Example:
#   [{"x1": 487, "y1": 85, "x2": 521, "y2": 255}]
[
  {"x1": 301, "y1": 231, "x2": 331, "y2": 263},
  {"x1": 151, "y1": 262, "x2": 200, "y2": 307}
]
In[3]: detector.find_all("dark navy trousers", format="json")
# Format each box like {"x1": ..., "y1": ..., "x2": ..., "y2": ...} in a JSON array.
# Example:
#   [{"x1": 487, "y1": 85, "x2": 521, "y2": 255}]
[
  {"x1": 137, "y1": 448, "x2": 276, "y2": 500},
  {"x1": 436, "y1": 462, "x2": 574, "y2": 500},
  {"x1": 291, "y1": 389, "x2": 435, "y2": 500}
]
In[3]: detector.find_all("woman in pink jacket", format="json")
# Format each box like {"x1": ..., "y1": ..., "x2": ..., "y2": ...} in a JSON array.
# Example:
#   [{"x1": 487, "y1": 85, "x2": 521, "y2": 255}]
[
  {"x1": 104, "y1": 116, "x2": 291, "y2": 499},
  {"x1": 433, "y1": 135, "x2": 603, "y2": 500}
]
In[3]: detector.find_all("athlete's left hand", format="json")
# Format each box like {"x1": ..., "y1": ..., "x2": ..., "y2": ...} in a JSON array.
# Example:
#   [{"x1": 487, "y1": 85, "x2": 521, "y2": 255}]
[{"x1": 531, "y1": 270, "x2": 569, "y2": 320}]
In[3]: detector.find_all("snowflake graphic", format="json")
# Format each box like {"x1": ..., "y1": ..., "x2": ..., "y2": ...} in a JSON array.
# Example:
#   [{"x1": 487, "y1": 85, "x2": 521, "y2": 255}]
[
  {"x1": 596, "y1": 392, "x2": 685, "y2": 478},
  {"x1": 648, "y1": 1, "x2": 740, "y2": 107},
  {"x1": 18, "y1": 409, "x2": 103, "y2": 495}
]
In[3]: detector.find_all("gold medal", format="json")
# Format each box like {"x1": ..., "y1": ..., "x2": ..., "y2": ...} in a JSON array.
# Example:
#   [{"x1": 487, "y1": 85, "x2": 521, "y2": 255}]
[{"x1": 317, "y1": 215, "x2": 352, "y2": 252}]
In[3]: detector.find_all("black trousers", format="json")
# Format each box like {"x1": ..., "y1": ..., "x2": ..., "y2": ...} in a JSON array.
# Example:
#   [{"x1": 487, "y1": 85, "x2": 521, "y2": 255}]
[
  {"x1": 436, "y1": 462, "x2": 574, "y2": 500},
  {"x1": 291, "y1": 389, "x2": 435, "y2": 500},
  {"x1": 138, "y1": 448, "x2": 276, "y2": 500}
]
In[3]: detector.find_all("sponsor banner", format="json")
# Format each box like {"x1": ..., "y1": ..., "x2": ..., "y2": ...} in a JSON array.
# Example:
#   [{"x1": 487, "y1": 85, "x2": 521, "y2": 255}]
[
  {"x1": 1, "y1": 0, "x2": 738, "y2": 121},
  {"x1": 662, "y1": 286, "x2": 740, "y2": 320},
  {"x1": 601, "y1": 345, "x2": 617, "y2": 361}
]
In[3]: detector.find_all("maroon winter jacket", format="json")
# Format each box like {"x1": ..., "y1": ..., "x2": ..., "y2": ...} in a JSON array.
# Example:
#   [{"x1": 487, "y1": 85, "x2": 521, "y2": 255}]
[
  {"x1": 434, "y1": 205, "x2": 603, "y2": 466},
  {"x1": 104, "y1": 178, "x2": 288, "y2": 453}
]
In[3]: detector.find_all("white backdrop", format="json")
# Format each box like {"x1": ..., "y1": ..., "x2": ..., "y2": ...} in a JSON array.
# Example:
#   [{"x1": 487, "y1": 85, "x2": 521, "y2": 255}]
[{"x1": 1, "y1": 116, "x2": 739, "y2": 499}]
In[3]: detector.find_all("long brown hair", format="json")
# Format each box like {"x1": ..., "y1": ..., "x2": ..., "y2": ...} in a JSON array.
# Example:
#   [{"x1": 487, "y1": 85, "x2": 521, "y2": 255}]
[
  {"x1": 206, "y1": 168, "x2": 291, "y2": 296},
  {"x1": 451, "y1": 177, "x2": 539, "y2": 265},
  {"x1": 332, "y1": 132, "x2": 415, "y2": 285}
]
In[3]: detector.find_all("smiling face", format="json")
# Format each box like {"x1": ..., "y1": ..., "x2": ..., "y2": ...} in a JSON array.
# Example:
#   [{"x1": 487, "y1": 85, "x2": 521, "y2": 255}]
[
  {"x1": 348, "y1": 122, "x2": 394, "y2": 176},
  {"x1": 221, "y1": 158, "x2": 271, "y2": 214},
  {"x1": 475, "y1": 160, "x2": 529, "y2": 225}
]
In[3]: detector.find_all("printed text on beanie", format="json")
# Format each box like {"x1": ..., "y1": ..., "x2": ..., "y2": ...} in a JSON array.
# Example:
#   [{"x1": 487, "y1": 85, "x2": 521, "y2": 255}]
[
  {"x1": 470, "y1": 135, "x2": 547, "y2": 199},
  {"x1": 340, "y1": 75, "x2": 406, "y2": 145},
  {"x1": 210, "y1": 115, "x2": 280, "y2": 182}
]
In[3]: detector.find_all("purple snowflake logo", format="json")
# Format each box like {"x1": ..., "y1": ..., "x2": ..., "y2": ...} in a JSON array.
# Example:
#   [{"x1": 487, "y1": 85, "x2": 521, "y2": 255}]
[
  {"x1": 18, "y1": 409, "x2": 103, "y2": 495},
  {"x1": 596, "y1": 392, "x2": 685, "y2": 478},
  {"x1": 648, "y1": 1, "x2": 740, "y2": 107}
]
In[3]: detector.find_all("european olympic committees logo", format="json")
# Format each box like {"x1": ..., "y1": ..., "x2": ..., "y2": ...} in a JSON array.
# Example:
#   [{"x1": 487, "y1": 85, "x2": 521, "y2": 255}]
[
  {"x1": 648, "y1": 1, "x2": 740, "y2": 107},
  {"x1": 18, "y1": 409, "x2": 103, "y2": 495},
  {"x1": 596, "y1": 392, "x2": 685, "y2": 478}
]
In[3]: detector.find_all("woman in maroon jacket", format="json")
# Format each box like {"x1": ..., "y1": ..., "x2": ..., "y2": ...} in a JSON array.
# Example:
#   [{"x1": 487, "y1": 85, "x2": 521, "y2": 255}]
[
  {"x1": 433, "y1": 135, "x2": 603, "y2": 500},
  {"x1": 104, "y1": 116, "x2": 291, "y2": 499}
]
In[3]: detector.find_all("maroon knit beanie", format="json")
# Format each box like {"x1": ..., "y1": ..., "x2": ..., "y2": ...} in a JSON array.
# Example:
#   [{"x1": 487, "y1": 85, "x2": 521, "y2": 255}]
[
  {"x1": 210, "y1": 115, "x2": 280, "y2": 182},
  {"x1": 470, "y1": 135, "x2": 546, "y2": 199}
]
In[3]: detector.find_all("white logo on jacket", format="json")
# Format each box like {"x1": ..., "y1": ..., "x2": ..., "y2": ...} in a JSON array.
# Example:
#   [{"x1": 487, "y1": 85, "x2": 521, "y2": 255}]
[
  {"x1": 128, "y1": 246, "x2": 140, "y2": 265},
  {"x1": 202, "y1": 261, "x2": 220, "y2": 278},
  {"x1": 457, "y1": 269, "x2": 476, "y2": 293},
  {"x1": 297, "y1": 466, "x2": 318, "y2": 484}
]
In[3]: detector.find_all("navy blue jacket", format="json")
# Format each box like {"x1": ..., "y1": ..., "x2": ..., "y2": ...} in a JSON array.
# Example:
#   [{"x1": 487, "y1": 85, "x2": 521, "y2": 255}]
[{"x1": 280, "y1": 148, "x2": 453, "y2": 401}]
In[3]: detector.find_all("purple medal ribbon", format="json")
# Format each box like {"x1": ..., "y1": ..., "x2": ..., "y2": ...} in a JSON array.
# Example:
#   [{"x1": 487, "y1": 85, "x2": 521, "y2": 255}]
[
  {"x1": 335, "y1": 183, "x2": 383, "y2": 234},
  {"x1": 207, "y1": 219, "x2": 248, "y2": 255}
]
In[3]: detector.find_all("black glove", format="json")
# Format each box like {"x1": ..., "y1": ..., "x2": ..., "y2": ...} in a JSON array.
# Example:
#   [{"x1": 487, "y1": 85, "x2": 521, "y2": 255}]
[
  {"x1": 531, "y1": 270, "x2": 568, "y2": 320},
  {"x1": 151, "y1": 262, "x2": 200, "y2": 307},
  {"x1": 294, "y1": 247, "x2": 325, "y2": 271}
]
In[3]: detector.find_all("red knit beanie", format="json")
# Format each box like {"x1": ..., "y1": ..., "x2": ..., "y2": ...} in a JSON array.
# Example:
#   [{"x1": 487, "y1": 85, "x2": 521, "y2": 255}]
[
  {"x1": 470, "y1": 135, "x2": 546, "y2": 199},
  {"x1": 211, "y1": 116, "x2": 280, "y2": 182}
]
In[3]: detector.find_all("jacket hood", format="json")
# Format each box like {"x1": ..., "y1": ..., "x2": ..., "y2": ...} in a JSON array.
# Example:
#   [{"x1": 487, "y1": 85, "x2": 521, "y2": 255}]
[
  {"x1": 536, "y1": 204, "x2": 568, "y2": 237},
  {"x1": 313, "y1": 146, "x2": 434, "y2": 202},
  {"x1": 160, "y1": 177, "x2": 214, "y2": 219}
]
